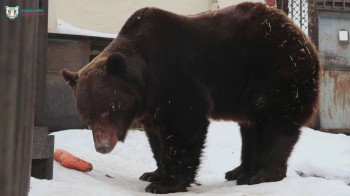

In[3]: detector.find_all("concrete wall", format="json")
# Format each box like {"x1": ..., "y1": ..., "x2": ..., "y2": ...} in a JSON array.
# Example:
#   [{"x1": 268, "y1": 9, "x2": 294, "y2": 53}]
[{"x1": 48, "y1": 0, "x2": 264, "y2": 36}]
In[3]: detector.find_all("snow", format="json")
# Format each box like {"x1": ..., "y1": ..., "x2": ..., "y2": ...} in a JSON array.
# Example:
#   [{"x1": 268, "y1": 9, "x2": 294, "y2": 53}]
[
  {"x1": 29, "y1": 121, "x2": 350, "y2": 195},
  {"x1": 56, "y1": 18, "x2": 117, "y2": 38}
]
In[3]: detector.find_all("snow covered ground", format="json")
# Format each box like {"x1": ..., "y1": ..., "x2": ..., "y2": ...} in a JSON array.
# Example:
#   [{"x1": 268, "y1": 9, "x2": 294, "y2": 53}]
[{"x1": 30, "y1": 121, "x2": 350, "y2": 196}]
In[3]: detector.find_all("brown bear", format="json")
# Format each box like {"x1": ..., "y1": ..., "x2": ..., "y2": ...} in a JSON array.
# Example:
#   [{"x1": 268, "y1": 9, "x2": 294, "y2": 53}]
[{"x1": 61, "y1": 2, "x2": 319, "y2": 194}]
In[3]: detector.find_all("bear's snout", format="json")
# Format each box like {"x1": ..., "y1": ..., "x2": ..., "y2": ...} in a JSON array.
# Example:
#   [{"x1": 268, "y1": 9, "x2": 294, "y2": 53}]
[
  {"x1": 92, "y1": 127, "x2": 118, "y2": 154},
  {"x1": 95, "y1": 143, "x2": 112, "y2": 154}
]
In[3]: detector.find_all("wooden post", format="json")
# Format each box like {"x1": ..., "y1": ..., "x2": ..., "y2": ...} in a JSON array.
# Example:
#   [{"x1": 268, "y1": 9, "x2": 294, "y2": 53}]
[
  {"x1": 0, "y1": 0, "x2": 39, "y2": 195},
  {"x1": 307, "y1": 0, "x2": 321, "y2": 130},
  {"x1": 308, "y1": 0, "x2": 319, "y2": 48},
  {"x1": 31, "y1": 0, "x2": 55, "y2": 180}
]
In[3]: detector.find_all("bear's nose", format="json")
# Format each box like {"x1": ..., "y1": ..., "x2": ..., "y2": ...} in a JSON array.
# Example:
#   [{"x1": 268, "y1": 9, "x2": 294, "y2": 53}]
[{"x1": 95, "y1": 143, "x2": 112, "y2": 154}]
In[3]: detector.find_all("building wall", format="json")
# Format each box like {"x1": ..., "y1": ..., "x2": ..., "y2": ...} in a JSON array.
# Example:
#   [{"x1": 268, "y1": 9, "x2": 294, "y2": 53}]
[{"x1": 48, "y1": 0, "x2": 263, "y2": 35}]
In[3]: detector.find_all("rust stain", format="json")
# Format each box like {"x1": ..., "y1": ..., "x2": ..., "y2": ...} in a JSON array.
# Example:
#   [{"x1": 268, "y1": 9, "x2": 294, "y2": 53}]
[
  {"x1": 329, "y1": 71, "x2": 350, "y2": 110},
  {"x1": 320, "y1": 70, "x2": 350, "y2": 131}
]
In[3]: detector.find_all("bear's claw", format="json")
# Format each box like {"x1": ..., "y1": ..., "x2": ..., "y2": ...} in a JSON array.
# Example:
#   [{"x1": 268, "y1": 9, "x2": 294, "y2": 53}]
[
  {"x1": 225, "y1": 165, "x2": 247, "y2": 181},
  {"x1": 236, "y1": 170, "x2": 286, "y2": 185},
  {"x1": 139, "y1": 170, "x2": 162, "y2": 182},
  {"x1": 226, "y1": 166, "x2": 286, "y2": 185},
  {"x1": 145, "y1": 182, "x2": 187, "y2": 194}
]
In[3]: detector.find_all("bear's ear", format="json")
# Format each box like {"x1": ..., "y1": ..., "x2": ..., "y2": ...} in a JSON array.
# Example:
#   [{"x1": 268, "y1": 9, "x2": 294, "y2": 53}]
[
  {"x1": 106, "y1": 53, "x2": 127, "y2": 77},
  {"x1": 61, "y1": 68, "x2": 78, "y2": 87}
]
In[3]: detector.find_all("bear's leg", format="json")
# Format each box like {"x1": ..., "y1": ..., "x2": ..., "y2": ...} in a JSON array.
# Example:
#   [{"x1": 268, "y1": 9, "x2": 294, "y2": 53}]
[
  {"x1": 139, "y1": 129, "x2": 163, "y2": 182},
  {"x1": 145, "y1": 115, "x2": 209, "y2": 194},
  {"x1": 236, "y1": 122, "x2": 300, "y2": 185},
  {"x1": 225, "y1": 124, "x2": 258, "y2": 181}
]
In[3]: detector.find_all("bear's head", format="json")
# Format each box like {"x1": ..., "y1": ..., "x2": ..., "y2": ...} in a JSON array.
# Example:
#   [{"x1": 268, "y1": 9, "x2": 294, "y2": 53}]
[{"x1": 61, "y1": 53, "x2": 142, "y2": 154}]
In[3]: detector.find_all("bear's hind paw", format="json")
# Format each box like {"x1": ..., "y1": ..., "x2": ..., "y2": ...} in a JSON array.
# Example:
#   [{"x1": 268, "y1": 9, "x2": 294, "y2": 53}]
[{"x1": 236, "y1": 170, "x2": 286, "y2": 185}]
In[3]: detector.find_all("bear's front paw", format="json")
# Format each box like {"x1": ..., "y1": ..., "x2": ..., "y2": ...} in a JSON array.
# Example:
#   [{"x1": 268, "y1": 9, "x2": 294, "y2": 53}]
[
  {"x1": 145, "y1": 182, "x2": 187, "y2": 194},
  {"x1": 139, "y1": 169, "x2": 163, "y2": 182},
  {"x1": 225, "y1": 165, "x2": 248, "y2": 181},
  {"x1": 236, "y1": 169, "x2": 286, "y2": 185}
]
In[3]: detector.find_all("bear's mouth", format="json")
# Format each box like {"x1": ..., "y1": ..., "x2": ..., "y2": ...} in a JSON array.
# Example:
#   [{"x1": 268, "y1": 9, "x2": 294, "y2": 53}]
[{"x1": 92, "y1": 126, "x2": 118, "y2": 154}]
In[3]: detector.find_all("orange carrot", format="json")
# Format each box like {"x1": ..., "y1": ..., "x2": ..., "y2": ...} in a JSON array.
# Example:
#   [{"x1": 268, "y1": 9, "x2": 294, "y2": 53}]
[{"x1": 54, "y1": 149, "x2": 93, "y2": 172}]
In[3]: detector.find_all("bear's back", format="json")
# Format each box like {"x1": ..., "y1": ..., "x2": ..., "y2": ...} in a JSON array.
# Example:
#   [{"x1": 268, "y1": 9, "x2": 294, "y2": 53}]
[{"x1": 113, "y1": 3, "x2": 319, "y2": 124}]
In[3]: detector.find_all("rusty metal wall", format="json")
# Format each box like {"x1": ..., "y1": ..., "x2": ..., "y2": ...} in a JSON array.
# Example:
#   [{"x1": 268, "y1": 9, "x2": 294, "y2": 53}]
[
  {"x1": 45, "y1": 38, "x2": 91, "y2": 131},
  {"x1": 320, "y1": 71, "x2": 350, "y2": 132},
  {"x1": 318, "y1": 9, "x2": 350, "y2": 133}
]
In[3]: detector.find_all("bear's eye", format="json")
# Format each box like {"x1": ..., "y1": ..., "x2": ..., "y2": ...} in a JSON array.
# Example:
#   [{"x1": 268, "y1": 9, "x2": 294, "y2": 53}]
[{"x1": 109, "y1": 103, "x2": 116, "y2": 112}]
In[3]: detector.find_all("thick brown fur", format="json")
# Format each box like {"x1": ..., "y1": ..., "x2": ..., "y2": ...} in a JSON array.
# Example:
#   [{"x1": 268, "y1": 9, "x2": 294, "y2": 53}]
[{"x1": 62, "y1": 2, "x2": 320, "y2": 194}]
